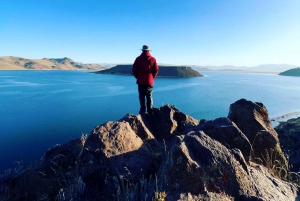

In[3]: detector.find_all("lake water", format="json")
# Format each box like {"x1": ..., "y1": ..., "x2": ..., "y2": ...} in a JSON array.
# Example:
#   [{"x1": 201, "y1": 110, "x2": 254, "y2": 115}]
[{"x1": 1, "y1": 70, "x2": 300, "y2": 172}]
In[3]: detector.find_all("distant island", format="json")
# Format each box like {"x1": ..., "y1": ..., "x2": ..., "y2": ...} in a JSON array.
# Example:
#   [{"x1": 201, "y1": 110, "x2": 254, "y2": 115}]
[
  {"x1": 279, "y1": 68, "x2": 300, "y2": 77},
  {"x1": 94, "y1": 65, "x2": 203, "y2": 77},
  {"x1": 0, "y1": 56, "x2": 104, "y2": 70}
]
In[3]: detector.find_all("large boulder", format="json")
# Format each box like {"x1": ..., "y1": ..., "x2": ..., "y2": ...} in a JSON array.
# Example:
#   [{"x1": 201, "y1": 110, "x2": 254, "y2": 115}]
[
  {"x1": 78, "y1": 121, "x2": 156, "y2": 200},
  {"x1": 194, "y1": 117, "x2": 252, "y2": 162},
  {"x1": 228, "y1": 99, "x2": 288, "y2": 173},
  {"x1": 121, "y1": 114, "x2": 155, "y2": 141},
  {"x1": 37, "y1": 138, "x2": 82, "y2": 175},
  {"x1": 126, "y1": 105, "x2": 199, "y2": 140},
  {"x1": 156, "y1": 130, "x2": 299, "y2": 200},
  {"x1": 151, "y1": 105, "x2": 199, "y2": 139}
]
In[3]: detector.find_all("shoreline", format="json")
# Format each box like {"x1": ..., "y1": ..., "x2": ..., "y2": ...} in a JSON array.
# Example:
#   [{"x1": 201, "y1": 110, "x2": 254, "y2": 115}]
[
  {"x1": 200, "y1": 70, "x2": 279, "y2": 74},
  {"x1": 270, "y1": 111, "x2": 300, "y2": 127},
  {"x1": 1, "y1": 69, "x2": 280, "y2": 75}
]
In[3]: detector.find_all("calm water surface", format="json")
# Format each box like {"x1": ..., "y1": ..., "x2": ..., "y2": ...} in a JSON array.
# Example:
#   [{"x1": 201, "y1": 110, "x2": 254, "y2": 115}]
[{"x1": 1, "y1": 70, "x2": 300, "y2": 172}]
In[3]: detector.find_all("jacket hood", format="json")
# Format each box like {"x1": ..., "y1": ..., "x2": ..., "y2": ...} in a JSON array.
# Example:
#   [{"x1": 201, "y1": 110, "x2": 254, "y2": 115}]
[{"x1": 140, "y1": 51, "x2": 152, "y2": 59}]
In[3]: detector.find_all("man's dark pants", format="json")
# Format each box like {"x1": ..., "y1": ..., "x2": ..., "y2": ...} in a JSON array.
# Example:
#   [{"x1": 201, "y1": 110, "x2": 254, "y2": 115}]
[{"x1": 138, "y1": 85, "x2": 153, "y2": 113}]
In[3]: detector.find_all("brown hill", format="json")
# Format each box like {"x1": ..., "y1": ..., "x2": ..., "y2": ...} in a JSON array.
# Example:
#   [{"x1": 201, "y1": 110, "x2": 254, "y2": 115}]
[
  {"x1": 0, "y1": 56, "x2": 105, "y2": 70},
  {"x1": 95, "y1": 64, "x2": 203, "y2": 77}
]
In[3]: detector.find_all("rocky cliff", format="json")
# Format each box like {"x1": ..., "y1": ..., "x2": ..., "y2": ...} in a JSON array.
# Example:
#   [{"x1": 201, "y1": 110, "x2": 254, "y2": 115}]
[
  {"x1": 0, "y1": 56, "x2": 105, "y2": 70},
  {"x1": 94, "y1": 65, "x2": 203, "y2": 77},
  {"x1": 0, "y1": 99, "x2": 299, "y2": 201}
]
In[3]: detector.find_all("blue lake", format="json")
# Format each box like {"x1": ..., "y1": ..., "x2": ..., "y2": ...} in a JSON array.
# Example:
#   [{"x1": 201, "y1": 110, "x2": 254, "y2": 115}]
[{"x1": 1, "y1": 70, "x2": 300, "y2": 172}]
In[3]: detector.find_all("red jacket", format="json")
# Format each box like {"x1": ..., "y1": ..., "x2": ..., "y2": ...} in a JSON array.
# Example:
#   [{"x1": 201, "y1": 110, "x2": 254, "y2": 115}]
[{"x1": 132, "y1": 51, "x2": 159, "y2": 85}]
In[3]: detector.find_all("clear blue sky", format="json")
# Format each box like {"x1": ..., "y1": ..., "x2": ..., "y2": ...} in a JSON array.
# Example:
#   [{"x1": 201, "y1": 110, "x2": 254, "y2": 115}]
[{"x1": 1, "y1": 0, "x2": 300, "y2": 66}]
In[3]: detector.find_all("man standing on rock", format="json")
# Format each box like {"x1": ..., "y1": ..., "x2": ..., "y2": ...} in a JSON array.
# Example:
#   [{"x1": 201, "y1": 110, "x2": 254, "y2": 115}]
[{"x1": 132, "y1": 45, "x2": 159, "y2": 114}]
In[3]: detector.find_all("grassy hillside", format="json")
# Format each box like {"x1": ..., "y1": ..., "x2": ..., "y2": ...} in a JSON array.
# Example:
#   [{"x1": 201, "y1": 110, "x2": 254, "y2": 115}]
[
  {"x1": 279, "y1": 68, "x2": 300, "y2": 76},
  {"x1": 0, "y1": 56, "x2": 105, "y2": 70},
  {"x1": 94, "y1": 65, "x2": 202, "y2": 77}
]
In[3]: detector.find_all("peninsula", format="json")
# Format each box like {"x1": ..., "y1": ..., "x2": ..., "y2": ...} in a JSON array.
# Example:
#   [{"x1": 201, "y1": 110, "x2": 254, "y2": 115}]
[
  {"x1": 279, "y1": 67, "x2": 300, "y2": 76},
  {"x1": 94, "y1": 64, "x2": 203, "y2": 77}
]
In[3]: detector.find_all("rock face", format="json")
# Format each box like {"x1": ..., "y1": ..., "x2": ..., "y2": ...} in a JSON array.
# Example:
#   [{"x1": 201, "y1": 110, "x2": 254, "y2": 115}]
[
  {"x1": 228, "y1": 99, "x2": 288, "y2": 173},
  {"x1": 0, "y1": 99, "x2": 299, "y2": 201},
  {"x1": 193, "y1": 117, "x2": 252, "y2": 162},
  {"x1": 275, "y1": 117, "x2": 300, "y2": 172},
  {"x1": 95, "y1": 65, "x2": 203, "y2": 77}
]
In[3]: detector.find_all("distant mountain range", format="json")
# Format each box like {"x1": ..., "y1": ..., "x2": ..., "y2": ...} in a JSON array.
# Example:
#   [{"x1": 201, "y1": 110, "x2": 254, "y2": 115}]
[
  {"x1": 190, "y1": 64, "x2": 298, "y2": 73},
  {"x1": 0, "y1": 56, "x2": 298, "y2": 73},
  {"x1": 0, "y1": 56, "x2": 105, "y2": 70}
]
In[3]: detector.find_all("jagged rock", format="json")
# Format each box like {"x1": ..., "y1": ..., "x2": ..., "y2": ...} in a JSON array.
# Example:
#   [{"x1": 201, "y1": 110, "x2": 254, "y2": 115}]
[
  {"x1": 121, "y1": 114, "x2": 156, "y2": 142},
  {"x1": 228, "y1": 99, "x2": 288, "y2": 171},
  {"x1": 121, "y1": 105, "x2": 199, "y2": 141},
  {"x1": 275, "y1": 117, "x2": 300, "y2": 172},
  {"x1": 156, "y1": 130, "x2": 299, "y2": 200},
  {"x1": 144, "y1": 104, "x2": 199, "y2": 140},
  {"x1": 85, "y1": 121, "x2": 145, "y2": 157},
  {"x1": 1, "y1": 101, "x2": 299, "y2": 201},
  {"x1": 194, "y1": 117, "x2": 252, "y2": 162},
  {"x1": 81, "y1": 120, "x2": 155, "y2": 182},
  {"x1": 36, "y1": 139, "x2": 82, "y2": 176}
]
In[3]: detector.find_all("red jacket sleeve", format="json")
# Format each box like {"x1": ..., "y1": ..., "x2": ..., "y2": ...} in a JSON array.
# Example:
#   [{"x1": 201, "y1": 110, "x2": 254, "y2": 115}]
[
  {"x1": 152, "y1": 60, "x2": 159, "y2": 78},
  {"x1": 132, "y1": 58, "x2": 139, "y2": 79}
]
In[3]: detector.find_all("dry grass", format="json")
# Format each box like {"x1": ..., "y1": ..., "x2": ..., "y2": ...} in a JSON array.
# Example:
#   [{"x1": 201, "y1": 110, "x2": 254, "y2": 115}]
[{"x1": 254, "y1": 148, "x2": 288, "y2": 178}]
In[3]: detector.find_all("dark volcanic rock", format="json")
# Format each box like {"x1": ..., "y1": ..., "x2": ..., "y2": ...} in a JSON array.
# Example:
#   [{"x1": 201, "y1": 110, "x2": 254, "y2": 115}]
[
  {"x1": 275, "y1": 117, "x2": 300, "y2": 172},
  {"x1": 121, "y1": 113, "x2": 156, "y2": 142},
  {"x1": 83, "y1": 121, "x2": 153, "y2": 179},
  {"x1": 194, "y1": 117, "x2": 252, "y2": 162},
  {"x1": 78, "y1": 121, "x2": 156, "y2": 200},
  {"x1": 157, "y1": 131, "x2": 298, "y2": 201},
  {"x1": 147, "y1": 105, "x2": 200, "y2": 139},
  {"x1": 228, "y1": 99, "x2": 288, "y2": 172},
  {"x1": 122, "y1": 105, "x2": 199, "y2": 141},
  {"x1": 37, "y1": 139, "x2": 82, "y2": 175},
  {"x1": 0, "y1": 100, "x2": 299, "y2": 201}
]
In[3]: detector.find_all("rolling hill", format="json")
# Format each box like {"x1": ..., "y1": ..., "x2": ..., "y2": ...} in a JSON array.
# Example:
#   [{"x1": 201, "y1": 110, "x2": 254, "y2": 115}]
[{"x1": 0, "y1": 56, "x2": 105, "y2": 70}]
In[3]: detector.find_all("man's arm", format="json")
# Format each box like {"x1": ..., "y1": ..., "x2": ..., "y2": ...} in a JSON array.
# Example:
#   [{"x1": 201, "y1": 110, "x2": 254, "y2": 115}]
[
  {"x1": 132, "y1": 58, "x2": 139, "y2": 79},
  {"x1": 152, "y1": 60, "x2": 159, "y2": 78}
]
